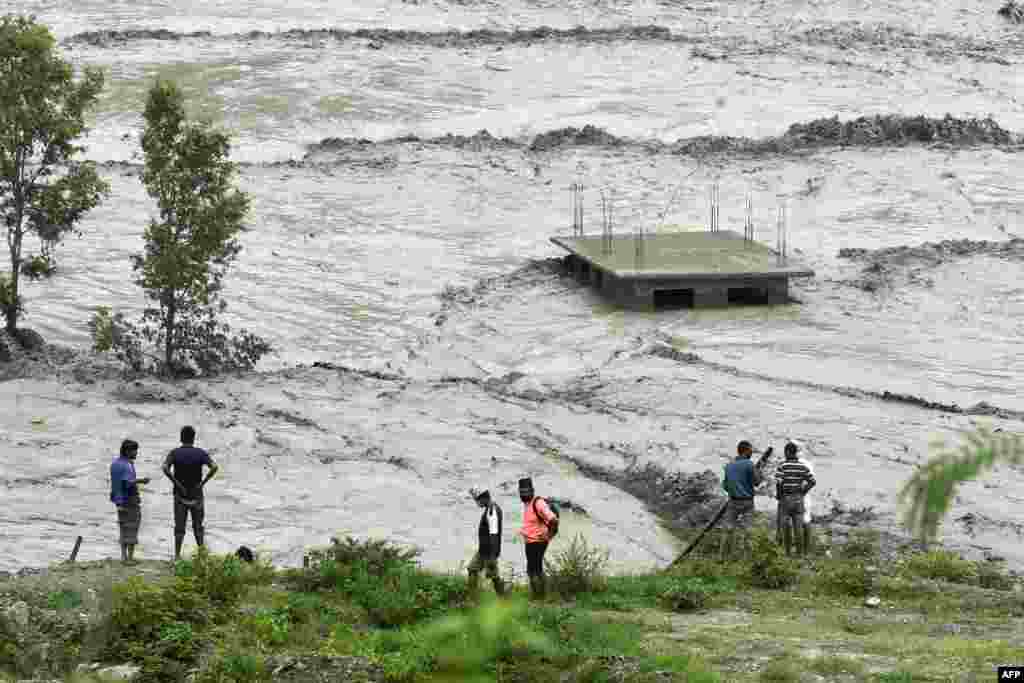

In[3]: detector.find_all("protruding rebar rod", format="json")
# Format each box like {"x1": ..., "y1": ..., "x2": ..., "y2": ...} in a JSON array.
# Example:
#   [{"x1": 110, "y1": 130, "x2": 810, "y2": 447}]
[{"x1": 745, "y1": 194, "x2": 753, "y2": 243}]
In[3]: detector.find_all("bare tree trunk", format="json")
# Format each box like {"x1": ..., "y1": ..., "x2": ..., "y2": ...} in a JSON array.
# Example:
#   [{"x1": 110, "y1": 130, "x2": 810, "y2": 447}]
[
  {"x1": 164, "y1": 294, "x2": 176, "y2": 374},
  {"x1": 6, "y1": 222, "x2": 23, "y2": 334}
]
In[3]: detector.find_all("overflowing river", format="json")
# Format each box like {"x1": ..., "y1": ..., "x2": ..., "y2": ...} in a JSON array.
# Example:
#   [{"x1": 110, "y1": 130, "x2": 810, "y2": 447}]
[{"x1": 1, "y1": 0, "x2": 1023, "y2": 574}]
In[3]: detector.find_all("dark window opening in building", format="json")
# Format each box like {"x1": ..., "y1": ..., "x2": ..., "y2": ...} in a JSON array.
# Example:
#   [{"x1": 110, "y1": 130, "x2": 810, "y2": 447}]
[
  {"x1": 728, "y1": 287, "x2": 761, "y2": 304},
  {"x1": 653, "y1": 288, "x2": 695, "y2": 309}
]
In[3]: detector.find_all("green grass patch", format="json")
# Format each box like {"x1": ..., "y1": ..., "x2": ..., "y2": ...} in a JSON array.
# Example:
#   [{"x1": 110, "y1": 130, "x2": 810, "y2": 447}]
[
  {"x1": 809, "y1": 654, "x2": 867, "y2": 676},
  {"x1": 902, "y1": 551, "x2": 978, "y2": 585},
  {"x1": 759, "y1": 657, "x2": 801, "y2": 683}
]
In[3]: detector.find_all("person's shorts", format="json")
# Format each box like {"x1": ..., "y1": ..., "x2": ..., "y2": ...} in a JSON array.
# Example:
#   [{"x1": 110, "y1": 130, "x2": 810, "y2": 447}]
[
  {"x1": 779, "y1": 494, "x2": 805, "y2": 523},
  {"x1": 117, "y1": 504, "x2": 141, "y2": 545},
  {"x1": 725, "y1": 498, "x2": 755, "y2": 529}
]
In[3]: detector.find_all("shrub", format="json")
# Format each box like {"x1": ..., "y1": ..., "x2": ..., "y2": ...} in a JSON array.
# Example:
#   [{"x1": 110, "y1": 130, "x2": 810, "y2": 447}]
[
  {"x1": 840, "y1": 528, "x2": 880, "y2": 560},
  {"x1": 194, "y1": 652, "x2": 270, "y2": 683},
  {"x1": 310, "y1": 537, "x2": 420, "y2": 579},
  {"x1": 174, "y1": 548, "x2": 250, "y2": 606},
  {"x1": 747, "y1": 530, "x2": 798, "y2": 589},
  {"x1": 19, "y1": 254, "x2": 55, "y2": 279},
  {"x1": 548, "y1": 534, "x2": 611, "y2": 598},
  {"x1": 104, "y1": 575, "x2": 213, "y2": 681},
  {"x1": 414, "y1": 597, "x2": 556, "y2": 683},
  {"x1": 902, "y1": 550, "x2": 978, "y2": 584},
  {"x1": 816, "y1": 560, "x2": 874, "y2": 597},
  {"x1": 0, "y1": 275, "x2": 24, "y2": 323},
  {"x1": 659, "y1": 577, "x2": 733, "y2": 612},
  {"x1": 47, "y1": 589, "x2": 83, "y2": 610}
]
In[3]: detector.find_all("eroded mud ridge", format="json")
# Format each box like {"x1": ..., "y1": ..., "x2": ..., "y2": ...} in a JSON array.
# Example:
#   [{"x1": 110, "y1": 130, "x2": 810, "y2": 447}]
[
  {"x1": 839, "y1": 237, "x2": 1024, "y2": 265},
  {"x1": 59, "y1": 23, "x2": 1024, "y2": 59},
  {"x1": 304, "y1": 115, "x2": 1019, "y2": 162},
  {"x1": 795, "y1": 23, "x2": 1024, "y2": 63},
  {"x1": 63, "y1": 25, "x2": 677, "y2": 48},
  {"x1": 643, "y1": 341, "x2": 1024, "y2": 422},
  {"x1": 839, "y1": 237, "x2": 1024, "y2": 292}
]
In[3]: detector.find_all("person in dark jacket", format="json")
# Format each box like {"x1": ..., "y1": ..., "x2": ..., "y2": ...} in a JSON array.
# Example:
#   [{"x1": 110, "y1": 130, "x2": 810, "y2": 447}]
[
  {"x1": 720, "y1": 440, "x2": 763, "y2": 559},
  {"x1": 467, "y1": 489, "x2": 505, "y2": 596},
  {"x1": 111, "y1": 439, "x2": 151, "y2": 564},
  {"x1": 162, "y1": 426, "x2": 219, "y2": 560}
]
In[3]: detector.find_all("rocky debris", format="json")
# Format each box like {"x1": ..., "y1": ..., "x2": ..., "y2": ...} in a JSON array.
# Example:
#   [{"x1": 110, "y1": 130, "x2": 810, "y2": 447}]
[
  {"x1": 999, "y1": 0, "x2": 1024, "y2": 23},
  {"x1": 76, "y1": 663, "x2": 142, "y2": 680},
  {"x1": 528, "y1": 124, "x2": 628, "y2": 152},
  {"x1": 0, "y1": 594, "x2": 91, "y2": 679},
  {"x1": 262, "y1": 655, "x2": 383, "y2": 682}
]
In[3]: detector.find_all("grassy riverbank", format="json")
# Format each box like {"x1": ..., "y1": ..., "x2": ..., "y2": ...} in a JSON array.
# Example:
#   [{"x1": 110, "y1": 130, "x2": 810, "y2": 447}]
[{"x1": 1, "y1": 529, "x2": 1022, "y2": 683}]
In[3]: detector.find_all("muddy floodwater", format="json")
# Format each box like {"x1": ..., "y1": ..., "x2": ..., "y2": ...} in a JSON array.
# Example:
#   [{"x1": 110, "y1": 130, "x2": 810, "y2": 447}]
[{"x1": 1, "y1": 0, "x2": 1024, "y2": 575}]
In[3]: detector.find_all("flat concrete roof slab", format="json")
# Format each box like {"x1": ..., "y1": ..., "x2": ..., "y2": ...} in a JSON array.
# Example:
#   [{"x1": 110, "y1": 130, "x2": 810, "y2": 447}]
[{"x1": 550, "y1": 229, "x2": 815, "y2": 280}]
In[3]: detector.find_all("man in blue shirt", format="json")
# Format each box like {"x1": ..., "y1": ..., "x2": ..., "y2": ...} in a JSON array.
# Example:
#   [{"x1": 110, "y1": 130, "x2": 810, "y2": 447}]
[
  {"x1": 162, "y1": 426, "x2": 219, "y2": 561},
  {"x1": 720, "y1": 440, "x2": 762, "y2": 559},
  {"x1": 110, "y1": 439, "x2": 151, "y2": 564}
]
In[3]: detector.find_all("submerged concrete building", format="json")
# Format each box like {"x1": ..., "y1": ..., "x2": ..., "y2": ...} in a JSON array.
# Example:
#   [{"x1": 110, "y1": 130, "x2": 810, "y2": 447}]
[{"x1": 550, "y1": 229, "x2": 814, "y2": 309}]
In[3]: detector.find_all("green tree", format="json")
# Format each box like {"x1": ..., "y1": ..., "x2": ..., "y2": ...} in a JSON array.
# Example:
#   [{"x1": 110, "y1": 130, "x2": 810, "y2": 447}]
[
  {"x1": 899, "y1": 426, "x2": 1024, "y2": 542},
  {"x1": 0, "y1": 14, "x2": 109, "y2": 332},
  {"x1": 119, "y1": 78, "x2": 269, "y2": 375}
]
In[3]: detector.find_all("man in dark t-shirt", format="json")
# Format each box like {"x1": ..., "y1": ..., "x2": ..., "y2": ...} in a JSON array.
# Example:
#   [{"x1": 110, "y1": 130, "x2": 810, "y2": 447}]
[{"x1": 162, "y1": 425, "x2": 219, "y2": 560}]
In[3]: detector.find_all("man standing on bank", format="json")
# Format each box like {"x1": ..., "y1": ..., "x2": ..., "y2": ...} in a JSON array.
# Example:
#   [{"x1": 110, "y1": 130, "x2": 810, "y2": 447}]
[
  {"x1": 518, "y1": 477, "x2": 558, "y2": 599},
  {"x1": 111, "y1": 439, "x2": 151, "y2": 564},
  {"x1": 721, "y1": 440, "x2": 763, "y2": 559},
  {"x1": 467, "y1": 489, "x2": 505, "y2": 596},
  {"x1": 162, "y1": 426, "x2": 219, "y2": 560},
  {"x1": 775, "y1": 442, "x2": 816, "y2": 557}
]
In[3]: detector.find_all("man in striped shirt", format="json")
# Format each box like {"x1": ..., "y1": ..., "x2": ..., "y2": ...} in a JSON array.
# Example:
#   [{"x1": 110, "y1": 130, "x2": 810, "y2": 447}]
[{"x1": 775, "y1": 442, "x2": 816, "y2": 557}]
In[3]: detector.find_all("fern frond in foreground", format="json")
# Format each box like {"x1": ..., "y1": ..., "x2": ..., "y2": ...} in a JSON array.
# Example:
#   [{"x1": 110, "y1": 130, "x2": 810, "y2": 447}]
[{"x1": 898, "y1": 426, "x2": 1024, "y2": 542}]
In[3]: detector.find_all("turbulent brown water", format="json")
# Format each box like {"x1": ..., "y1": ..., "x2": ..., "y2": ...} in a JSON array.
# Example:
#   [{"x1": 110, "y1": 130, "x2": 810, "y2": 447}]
[{"x1": 2, "y1": 0, "x2": 1024, "y2": 574}]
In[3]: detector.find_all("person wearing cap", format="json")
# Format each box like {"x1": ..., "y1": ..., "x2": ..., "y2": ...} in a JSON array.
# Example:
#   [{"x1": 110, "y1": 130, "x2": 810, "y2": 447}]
[
  {"x1": 467, "y1": 489, "x2": 505, "y2": 596},
  {"x1": 720, "y1": 440, "x2": 762, "y2": 559},
  {"x1": 518, "y1": 477, "x2": 557, "y2": 599},
  {"x1": 775, "y1": 442, "x2": 816, "y2": 556}
]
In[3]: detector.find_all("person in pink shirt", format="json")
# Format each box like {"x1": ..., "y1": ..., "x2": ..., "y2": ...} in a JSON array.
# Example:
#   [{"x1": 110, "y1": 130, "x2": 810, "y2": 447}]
[{"x1": 518, "y1": 477, "x2": 558, "y2": 599}]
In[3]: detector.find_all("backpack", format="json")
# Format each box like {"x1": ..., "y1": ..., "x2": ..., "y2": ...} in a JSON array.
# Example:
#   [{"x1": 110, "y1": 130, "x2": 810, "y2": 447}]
[{"x1": 532, "y1": 497, "x2": 560, "y2": 539}]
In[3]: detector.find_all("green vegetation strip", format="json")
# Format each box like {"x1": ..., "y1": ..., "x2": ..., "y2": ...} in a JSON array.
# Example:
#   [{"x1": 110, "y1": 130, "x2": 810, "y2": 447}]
[{"x1": 2, "y1": 529, "x2": 1022, "y2": 683}]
